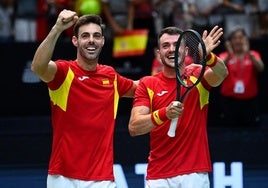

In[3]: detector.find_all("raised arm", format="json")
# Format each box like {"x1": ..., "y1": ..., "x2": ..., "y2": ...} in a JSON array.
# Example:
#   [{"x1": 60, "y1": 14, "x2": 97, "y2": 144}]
[
  {"x1": 244, "y1": 39, "x2": 265, "y2": 72},
  {"x1": 31, "y1": 9, "x2": 78, "y2": 83},
  {"x1": 202, "y1": 26, "x2": 229, "y2": 87},
  {"x1": 101, "y1": 2, "x2": 124, "y2": 34}
]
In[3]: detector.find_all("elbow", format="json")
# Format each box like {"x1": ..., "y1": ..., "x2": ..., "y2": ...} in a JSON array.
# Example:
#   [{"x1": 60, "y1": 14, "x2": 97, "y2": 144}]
[
  {"x1": 31, "y1": 63, "x2": 37, "y2": 74},
  {"x1": 129, "y1": 132, "x2": 136, "y2": 137},
  {"x1": 128, "y1": 119, "x2": 145, "y2": 137},
  {"x1": 128, "y1": 124, "x2": 139, "y2": 137},
  {"x1": 258, "y1": 63, "x2": 265, "y2": 73},
  {"x1": 31, "y1": 61, "x2": 42, "y2": 76},
  {"x1": 31, "y1": 63, "x2": 44, "y2": 80}
]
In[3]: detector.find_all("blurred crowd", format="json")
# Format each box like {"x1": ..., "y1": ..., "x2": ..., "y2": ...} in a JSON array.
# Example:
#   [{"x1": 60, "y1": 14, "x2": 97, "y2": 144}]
[{"x1": 0, "y1": 0, "x2": 267, "y2": 43}]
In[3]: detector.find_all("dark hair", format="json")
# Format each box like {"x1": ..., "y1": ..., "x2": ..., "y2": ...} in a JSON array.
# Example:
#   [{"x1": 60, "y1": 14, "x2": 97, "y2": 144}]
[
  {"x1": 158, "y1": 27, "x2": 183, "y2": 47},
  {"x1": 227, "y1": 26, "x2": 248, "y2": 40},
  {"x1": 73, "y1": 14, "x2": 105, "y2": 37}
]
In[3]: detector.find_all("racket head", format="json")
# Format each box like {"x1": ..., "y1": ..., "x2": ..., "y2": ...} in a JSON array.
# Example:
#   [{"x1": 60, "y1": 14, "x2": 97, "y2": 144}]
[{"x1": 174, "y1": 29, "x2": 207, "y2": 91}]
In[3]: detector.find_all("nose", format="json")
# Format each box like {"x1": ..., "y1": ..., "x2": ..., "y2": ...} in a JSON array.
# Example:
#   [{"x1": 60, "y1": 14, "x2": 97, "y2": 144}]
[
  {"x1": 89, "y1": 35, "x2": 94, "y2": 42},
  {"x1": 170, "y1": 44, "x2": 176, "y2": 52}
]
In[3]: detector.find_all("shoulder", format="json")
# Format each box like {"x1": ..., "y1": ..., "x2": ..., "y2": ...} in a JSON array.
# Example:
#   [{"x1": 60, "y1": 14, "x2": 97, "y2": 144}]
[
  {"x1": 55, "y1": 59, "x2": 73, "y2": 65},
  {"x1": 140, "y1": 74, "x2": 160, "y2": 83},
  {"x1": 250, "y1": 50, "x2": 261, "y2": 57},
  {"x1": 140, "y1": 75, "x2": 154, "y2": 82},
  {"x1": 138, "y1": 74, "x2": 164, "y2": 90},
  {"x1": 54, "y1": 59, "x2": 76, "y2": 70},
  {"x1": 97, "y1": 64, "x2": 117, "y2": 73}
]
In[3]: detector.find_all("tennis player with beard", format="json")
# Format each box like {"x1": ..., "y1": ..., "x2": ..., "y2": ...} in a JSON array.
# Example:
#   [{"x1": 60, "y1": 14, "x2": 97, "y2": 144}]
[
  {"x1": 128, "y1": 26, "x2": 228, "y2": 188},
  {"x1": 32, "y1": 9, "x2": 138, "y2": 188}
]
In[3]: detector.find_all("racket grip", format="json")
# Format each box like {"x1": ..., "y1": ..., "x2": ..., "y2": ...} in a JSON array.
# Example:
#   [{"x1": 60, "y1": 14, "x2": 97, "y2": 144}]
[{"x1": 167, "y1": 118, "x2": 178, "y2": 137}]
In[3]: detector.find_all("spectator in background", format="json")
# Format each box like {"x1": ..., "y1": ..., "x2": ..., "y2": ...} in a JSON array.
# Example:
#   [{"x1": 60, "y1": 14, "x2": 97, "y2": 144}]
[
  {"x1": 101, "y1": 0, "x2": 135, "y2": 39},
  {"x1": 191, "y1": 0, "x2": 245, "y2": 34},
  {"x1": 152, "y1": 0, "x2": 176, "y2": 34},
  {"x1": 133, "y1": 0, "x2": 156, "y2": 38},
  {"x1": 46, "y1": 0, "x2": 75, "y2": 40},
  {"x1": 220, "y1": 0, "x2": 245, "y2": 13},
  {"x1": 191, "y1": 0, "x2": 222, "y2": 34},
  {"x1": 0, "y1": 0, "x2": 15, "y2": 43},
  {"x1": 219, "y1": 0, "x2": 248, "y2": 36},
  {"x1": 13, "y1": 0, "x2": 38, "y2": 42},
  {"x1": 152, "y1": 1, "x2": 196, "y2": 35},
  {"x1": 258, "y1": 0, "x2": 268, "y2": 37},
  {"x1": 36, "y1": 0, "x2": 50, "y2": 41},
  {"x1": 172, "y1": 0, "x2": 196, "y2": 31},
  {"x1": 218, "y1": 26, "x2": 265, "y2": 127}
]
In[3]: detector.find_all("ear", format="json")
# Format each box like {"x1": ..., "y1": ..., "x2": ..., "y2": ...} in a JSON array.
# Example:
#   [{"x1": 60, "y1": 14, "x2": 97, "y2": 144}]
[
  {"x1": 101, "y1": 36, "x2": 105, "y2": 47},
  {"x1": 72, "y1": 36, "x2": 78, "y2": 47},
  {"x1": 156, "y1": 48, "x2": 160, "y2": 56}
]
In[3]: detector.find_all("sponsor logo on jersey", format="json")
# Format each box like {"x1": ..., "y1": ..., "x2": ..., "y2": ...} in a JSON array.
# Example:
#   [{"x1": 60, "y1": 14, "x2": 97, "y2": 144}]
[
  {"x1": 157, "y1": 90, "x2": 168, "y2": 96},
  {"x1": 78, "y1": 76, "x2": 89, "y2": 81}
]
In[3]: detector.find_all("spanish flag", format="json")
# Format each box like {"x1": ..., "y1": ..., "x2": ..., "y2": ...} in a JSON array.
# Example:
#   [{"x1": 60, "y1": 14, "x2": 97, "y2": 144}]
[{"x1": 113, "y1": 29, "x2": 149, "y2": 58}]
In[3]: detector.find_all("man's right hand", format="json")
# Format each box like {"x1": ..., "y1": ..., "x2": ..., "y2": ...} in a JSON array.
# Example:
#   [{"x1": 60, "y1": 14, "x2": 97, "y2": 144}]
[{"x1": 56, "y1": 9, "x2": 79, "y2": 32}]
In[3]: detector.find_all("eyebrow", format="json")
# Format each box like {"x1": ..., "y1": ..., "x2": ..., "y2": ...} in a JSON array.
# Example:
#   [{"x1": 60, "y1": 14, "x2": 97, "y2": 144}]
[{"x1": 81, "y1": 31, "x2": 102, "y2": 35}]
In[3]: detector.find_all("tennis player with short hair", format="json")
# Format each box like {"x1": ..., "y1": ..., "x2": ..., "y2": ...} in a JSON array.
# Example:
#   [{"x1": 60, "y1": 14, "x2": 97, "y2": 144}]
[
  {"x1": 32, "y1": 9, "x2": 138, "y2": 188},
  {"x1": 128, "y1": 26, "x2": 228, "y2": 188}
]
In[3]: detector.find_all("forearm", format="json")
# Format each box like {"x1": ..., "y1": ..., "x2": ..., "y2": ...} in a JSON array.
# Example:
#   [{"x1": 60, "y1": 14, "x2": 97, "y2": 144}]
[
  {"x1": 205, "y1": 53, "x2": 229, "y2": 86},
  {"x1": 128, "y1": 107, "x2": 157, "y2": 136},
  {"x1": 129, "y1": 114, "x2": 155, "y2": 136},
  {"x1": 31, "y1": 26, "x2": 62, "y2": 78},
  {"x1": 102, "y1": 4, "x2": 120, "y2": 30},
  {"x1": 248, "y1": 52, "x2": 265, "y2": 72},
  {"x1": 128, "y1": 105, "x2": 174, "y2": 136},
  {"x1": 211, "y1": 57, "x2": 229, "y2": 80},
  {"x1": 127, "y1": 2, "x2": 135, "y2": 30}
]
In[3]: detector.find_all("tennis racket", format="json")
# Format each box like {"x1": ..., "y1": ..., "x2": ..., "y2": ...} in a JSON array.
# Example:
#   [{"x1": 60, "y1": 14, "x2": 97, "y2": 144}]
[{"x1": 167, "y1": 29, "x2": 207, "y2": 137}]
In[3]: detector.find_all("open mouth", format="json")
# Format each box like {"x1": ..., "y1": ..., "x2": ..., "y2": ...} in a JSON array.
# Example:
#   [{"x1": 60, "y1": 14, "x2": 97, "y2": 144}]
[
  {"x1": 86, "y1": 47, "x2": 97, "y2": 53},
  {"x1": 168, "y1": 55, "x2": 175, "y2": 60}
]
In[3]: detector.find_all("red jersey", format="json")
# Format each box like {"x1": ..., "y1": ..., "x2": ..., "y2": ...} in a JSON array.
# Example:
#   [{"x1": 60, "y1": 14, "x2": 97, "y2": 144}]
[
  {"x1": 219, "y1": 50, "x2": 261, "y2": 99},
  {"x1": 47, "y1": 60, "x2": 133, "y2": 181},
  {"x1": 133, "y1": 69, "x2": 212, "y2": 179}
]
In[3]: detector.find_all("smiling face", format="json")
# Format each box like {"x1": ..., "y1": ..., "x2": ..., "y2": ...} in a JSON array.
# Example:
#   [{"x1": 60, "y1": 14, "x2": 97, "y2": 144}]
[
  {"x1": 158, "y1": 33, "x2": 184, "y2": 69},
  {"x1": 158, "y1": 34, "x2": 178, "y2": 68},
  {"x1": 72, "y1": 23, "x2": 105, "y2": 64}
]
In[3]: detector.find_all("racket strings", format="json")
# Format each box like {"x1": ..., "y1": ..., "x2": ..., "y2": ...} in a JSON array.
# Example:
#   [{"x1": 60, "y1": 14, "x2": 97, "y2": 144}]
[
  {"x1": 168, "y1": 29, "x2": 207, "y2": 137},
  {"x1": 180, "y1": 32, "x2": 205, "y2": 87},
  {"x1": 184, "y1": 33, "x2": 204, "y2": 65}
]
